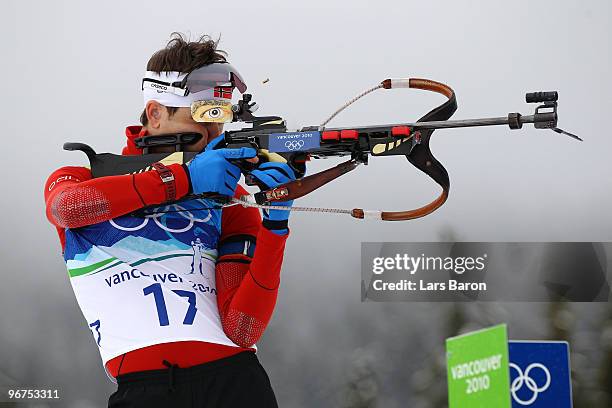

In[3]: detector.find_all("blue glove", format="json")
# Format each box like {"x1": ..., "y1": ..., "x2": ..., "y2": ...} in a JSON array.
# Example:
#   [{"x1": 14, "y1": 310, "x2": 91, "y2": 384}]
[
  {"x1": 249, "y1": 162, "x2": 297, "y2": 235},
  {"x1": 187, "y1": 134, "x2": 256, "y2": 196}
]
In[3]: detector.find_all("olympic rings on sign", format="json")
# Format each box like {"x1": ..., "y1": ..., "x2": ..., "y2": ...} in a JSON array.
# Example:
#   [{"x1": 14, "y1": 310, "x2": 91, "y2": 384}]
[
  {"x1": 284, "y1": 140, "x2": 305, "y2": 151},
  {"x1": 509, "y1": 362, "x2": 551, "y2": 406}
]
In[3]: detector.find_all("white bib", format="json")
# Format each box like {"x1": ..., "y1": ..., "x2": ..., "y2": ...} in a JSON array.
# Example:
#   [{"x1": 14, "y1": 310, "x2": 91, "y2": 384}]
[{"x1": 63, "y1": 200, "x2": 246, "y2": 369}]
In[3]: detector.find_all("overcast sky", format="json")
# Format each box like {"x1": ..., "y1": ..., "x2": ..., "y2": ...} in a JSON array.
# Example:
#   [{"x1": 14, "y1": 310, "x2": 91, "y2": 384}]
[{"x1": 1, "y1": 0, "x2": 611, "y2": 406}]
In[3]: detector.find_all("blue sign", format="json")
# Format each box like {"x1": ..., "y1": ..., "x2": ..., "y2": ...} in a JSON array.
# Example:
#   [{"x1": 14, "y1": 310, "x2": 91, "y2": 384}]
[
  {"x1": 508, "y1": 341, "x2": 572, "y2": 408},
  {"x1": 268, "y1": 131, "x2": 321, "y2": 153}
]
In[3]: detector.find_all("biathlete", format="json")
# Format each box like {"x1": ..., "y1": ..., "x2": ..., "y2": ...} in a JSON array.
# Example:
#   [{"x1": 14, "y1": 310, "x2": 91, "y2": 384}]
[{"x1": 44, "y1": 33, "x2": 298, "y2": 407}]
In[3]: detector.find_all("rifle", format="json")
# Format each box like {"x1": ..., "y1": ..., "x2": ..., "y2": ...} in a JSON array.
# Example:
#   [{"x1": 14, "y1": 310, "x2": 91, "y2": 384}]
[{"x1": 64, "y1": 77, "x2": 580, "y2": 221}]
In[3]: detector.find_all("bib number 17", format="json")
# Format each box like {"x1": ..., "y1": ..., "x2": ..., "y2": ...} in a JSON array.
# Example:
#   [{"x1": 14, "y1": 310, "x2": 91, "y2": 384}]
[{"x1": 143, "y1": 283, "x2": 197, "y2": 326}]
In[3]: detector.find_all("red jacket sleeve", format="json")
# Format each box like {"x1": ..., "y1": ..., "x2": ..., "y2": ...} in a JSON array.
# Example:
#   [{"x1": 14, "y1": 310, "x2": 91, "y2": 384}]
[
  {"x1": 44, "y1": 164, "x2": 190, "y2": 250},
  {"x1": 215, "y1": 185, "x2": 288, "y2": 348}
]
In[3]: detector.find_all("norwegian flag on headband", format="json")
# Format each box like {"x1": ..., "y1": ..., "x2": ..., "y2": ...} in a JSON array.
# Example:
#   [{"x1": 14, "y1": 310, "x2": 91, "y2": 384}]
[{"x1": 214, "y1": 86, "x2": 233, "y2": 99}]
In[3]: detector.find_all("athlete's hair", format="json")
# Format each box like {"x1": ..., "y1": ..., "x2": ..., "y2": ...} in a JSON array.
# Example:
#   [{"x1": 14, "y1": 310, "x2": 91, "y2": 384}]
[{"x1": 140, "y1": 32, "x2": 228, "y2": 126}]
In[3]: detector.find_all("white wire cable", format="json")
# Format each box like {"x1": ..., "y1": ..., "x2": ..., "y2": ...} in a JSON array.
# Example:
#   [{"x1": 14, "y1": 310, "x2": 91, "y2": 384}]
[
  {"x1": 318, "y1": 83, "x2": 383, "y2": 129},
  {"x1": 231, "y1": 197, "x2": 353, "y2": 216}
]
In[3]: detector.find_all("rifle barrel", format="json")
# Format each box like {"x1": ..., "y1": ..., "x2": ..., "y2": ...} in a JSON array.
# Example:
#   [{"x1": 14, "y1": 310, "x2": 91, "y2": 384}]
[{"x1": 320, "y1": 114, "x2": 538, "y2": 132}]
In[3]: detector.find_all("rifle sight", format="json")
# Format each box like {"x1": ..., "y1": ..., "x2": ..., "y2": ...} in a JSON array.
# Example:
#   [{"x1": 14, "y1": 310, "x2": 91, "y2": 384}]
[{"x1": 526, "y1": 91, "x2": 558, "y2": 103}]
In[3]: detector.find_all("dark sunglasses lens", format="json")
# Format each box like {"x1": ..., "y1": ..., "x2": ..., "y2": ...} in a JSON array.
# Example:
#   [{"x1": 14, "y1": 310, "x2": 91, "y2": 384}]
[{"x1": 184, "y1": 63, "x2": 247, "y2": 94}]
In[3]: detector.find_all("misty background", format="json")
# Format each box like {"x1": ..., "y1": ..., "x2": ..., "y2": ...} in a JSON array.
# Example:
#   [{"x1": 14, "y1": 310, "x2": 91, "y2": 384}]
[{"x1": 2, "y1": 0, "x2": 611, "y2": 406}]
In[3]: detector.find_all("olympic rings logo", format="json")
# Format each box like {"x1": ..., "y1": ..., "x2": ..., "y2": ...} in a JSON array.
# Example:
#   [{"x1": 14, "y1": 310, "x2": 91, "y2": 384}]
[
  {"x1": 284, "y1": 140, "x2": 305, "y2": 150},
  {"x1": 510, "y1": 363, "x2": 551, "y2": 406},
  {"x1": 109, "y1": 204, "x2": 212, "y2": 233}
]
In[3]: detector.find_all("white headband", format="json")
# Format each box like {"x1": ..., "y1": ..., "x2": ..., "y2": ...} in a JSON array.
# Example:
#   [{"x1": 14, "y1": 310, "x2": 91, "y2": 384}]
[{"x1": 142, "y1": 71, "x2": 230, "y2": 108}]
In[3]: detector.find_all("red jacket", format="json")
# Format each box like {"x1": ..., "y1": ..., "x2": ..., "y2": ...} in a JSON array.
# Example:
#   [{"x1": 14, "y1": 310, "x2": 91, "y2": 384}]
[{"x1": 44, "y1": 126, "x2": 287, "y2": 377}]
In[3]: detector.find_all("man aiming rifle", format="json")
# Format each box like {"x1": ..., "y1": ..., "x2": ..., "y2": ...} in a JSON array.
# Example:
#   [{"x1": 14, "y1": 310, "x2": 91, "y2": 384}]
[{"x1": 44, "y1": 33, "x2": 297, "y2": 408}]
